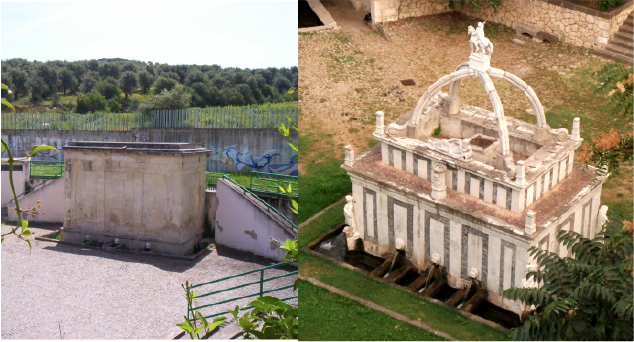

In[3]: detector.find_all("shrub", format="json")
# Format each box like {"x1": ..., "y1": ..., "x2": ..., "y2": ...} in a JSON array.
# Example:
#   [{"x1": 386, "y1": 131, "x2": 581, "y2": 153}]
[
  {"x1": 153, "y1": 77, "x2": 179, "y2": 95},
  {"x1": 598, "y1": 0, "x2": 625, "y2": 11},
  {"x1": 50, "y1": 93, "x2": 61, "y2": 106},
  {"x1": 107, "y1": 98, "x2": 121, "y2": 113},
  {"x1": 75, "y1": 93, "x2": 107, "y2": 114},
  {"x1": 137, "y1": 84, "x2": 191, "y2": 115},
  {"x1": 97, "y1": 81, "x2": 121, "y2": 100}
]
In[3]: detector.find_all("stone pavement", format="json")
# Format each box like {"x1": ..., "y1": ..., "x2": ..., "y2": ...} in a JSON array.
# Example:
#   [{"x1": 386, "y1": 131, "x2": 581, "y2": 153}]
[{"x1": 1, "y1": 224, "x2": 297, "y2": 339}]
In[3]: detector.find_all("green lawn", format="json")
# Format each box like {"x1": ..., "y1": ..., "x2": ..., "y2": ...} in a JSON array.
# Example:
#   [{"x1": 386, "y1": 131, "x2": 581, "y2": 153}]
[
  {"x1": 298, "y1": 279, "x2": 447, "y2": 341},
  {"x1": 298, "y1": 157, "x2": 352, "y2": 223}
]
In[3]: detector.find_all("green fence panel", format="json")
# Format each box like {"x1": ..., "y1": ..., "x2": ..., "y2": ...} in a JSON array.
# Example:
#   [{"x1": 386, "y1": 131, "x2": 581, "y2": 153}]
[{"x1": 187, "y1": 262, "x2": 298, "y2": 320}]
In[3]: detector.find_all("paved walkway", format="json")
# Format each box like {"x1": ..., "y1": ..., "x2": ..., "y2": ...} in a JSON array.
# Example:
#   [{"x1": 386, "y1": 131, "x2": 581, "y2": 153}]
[{"x1": 1, "y1": 224, "x2": 296, "y2": 339}]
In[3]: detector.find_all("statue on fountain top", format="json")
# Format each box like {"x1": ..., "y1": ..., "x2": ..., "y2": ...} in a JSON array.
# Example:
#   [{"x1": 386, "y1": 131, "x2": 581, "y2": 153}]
[
  {"x1": 468, "y1": 22, "x2": 494, "y2": 72},
  {"x1": 468, "y1": 22, "x2": 494, "y2": 56}
]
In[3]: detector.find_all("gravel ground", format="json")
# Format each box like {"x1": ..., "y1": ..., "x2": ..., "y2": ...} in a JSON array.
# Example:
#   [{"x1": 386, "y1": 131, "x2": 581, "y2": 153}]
[{"x1": 1, "y1": 224, "x2": 297, "y2": 339}]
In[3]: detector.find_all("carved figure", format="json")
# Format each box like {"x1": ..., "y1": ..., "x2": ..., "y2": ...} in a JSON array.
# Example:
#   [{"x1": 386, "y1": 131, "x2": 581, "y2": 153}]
[
  {"x1": 469, "y1": 267, "x2": 480, "y2": 279},
  {"x1": 343, "y1": 225, "x2": 360, "y2": 251},
  {"x1": 343, "y1": 195, "x2": 357, "y2": 234},
  {"x1": 468, "y1": 22, "x2": 493, "y2": 56},
  {"x1": 597, "y1": 205, "x2": 609, "y2": 230},
  {"x1": 431, "y1": 252, "x2": 441, "y2": 265},
  {"x1": 429, "y1": 138, "x2": 472, "y2": 161},
  {"x1": 522, "y1": 264, "x2": 538, "y2": 311}
]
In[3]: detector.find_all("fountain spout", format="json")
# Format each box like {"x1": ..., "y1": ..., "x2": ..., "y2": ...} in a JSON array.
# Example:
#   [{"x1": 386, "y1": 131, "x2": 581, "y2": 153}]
[
  {"x1": 419, "y1": 252, "x2": 441, "y2": 292},
  {"x1": 384, "y1": 238, "x2": 406, "y2": 278},
  {"x1": 458, "y1": 268, "x2": 479, "y2": 309}
]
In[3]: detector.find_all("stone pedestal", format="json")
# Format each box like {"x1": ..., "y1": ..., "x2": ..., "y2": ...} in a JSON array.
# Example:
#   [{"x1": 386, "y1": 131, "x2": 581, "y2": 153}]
[
  {"x1": 60, "y1": 142, "x2": 209, "y2": 256},
  {"x1": 469, "y1": 53, "x2": 491, "y2": 72},
  {"x1": 430, "y1": 163, "x2": 447, "y2": 200}
]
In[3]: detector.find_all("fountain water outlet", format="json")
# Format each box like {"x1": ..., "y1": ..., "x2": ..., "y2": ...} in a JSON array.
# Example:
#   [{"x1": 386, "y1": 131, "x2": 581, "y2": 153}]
[
  {"x1": 458, "y1": 267, "x2": 479, "y2": 308},
  {"x1": 114, "y1": 238, "x2": 120, "y2": 246},
  {"x1": 145, "y1": 242, "x2": 152, "y2": 250},
  {"x1": 384, "y1": 238, "x2": 406, "y2": 278},
  {"x1": 419, "y1": 252, "x2": 441, "y2": 292},
  {"x1": 85, "y1": 235, "x2": 91, "y2": 242}
]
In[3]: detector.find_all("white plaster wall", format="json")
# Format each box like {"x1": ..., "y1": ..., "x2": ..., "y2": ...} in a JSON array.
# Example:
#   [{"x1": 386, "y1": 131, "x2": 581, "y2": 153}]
[
  {"x1": 7, "y1": 177, "x2": 64, "y2": 223},
  {"x1": 215, "y1": 180, "x2": 294, "y2": 262},
  {"x1": 2, "y1": 160, "x2": 29, "y2": 206}
]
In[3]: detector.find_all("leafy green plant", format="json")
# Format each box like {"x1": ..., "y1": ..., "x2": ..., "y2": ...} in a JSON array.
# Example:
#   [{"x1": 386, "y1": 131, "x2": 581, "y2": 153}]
[
  {"x1": 177, "y1": 281, "x2": 227, "y2": 339},
  {"x1": 597, "y1": 0, "x2": 625, "y2": 11},
  {"x1": 138, "y1": 84, "x2": 192, "y2": 115},
  {"x1": 107, "y1": 98, "x2": 122, "y2": 113},
  {"x1": 576, "y1": 129, "x2": 633, "y2": 176},
  {"x1": 1, "y1": 83, "x2": 57, "y2": 246},
  {"x1": 433, "y1": 125, "x2": 442, "y2": 138},
  {"x1": 75, "y1": 93, "x2": 107, "y2": 114},
  {"x1": 594, "y1": 60, "x2": 633, "y2": 119},
  {"x1": 503, "y1": 218, "x2": 633, "y2": 341},
  {"x1": 228, "y1": 296, "x2": 298, "y2": 339}
]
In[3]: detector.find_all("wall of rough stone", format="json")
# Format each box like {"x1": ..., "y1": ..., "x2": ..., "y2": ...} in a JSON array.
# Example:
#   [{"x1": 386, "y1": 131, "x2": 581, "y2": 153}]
[
  {"x1": 456, "y1": 0, "x2": 633, "y2": 49},
  {"x1": 350, "y1": 0, "x2": 371, "y2": 12},
  {"x1": 372, "y1": 0, "x2": 449, "y2": 23},
  {"x1": 370, "y1": 0, "x2": 633, "y2": 49}
]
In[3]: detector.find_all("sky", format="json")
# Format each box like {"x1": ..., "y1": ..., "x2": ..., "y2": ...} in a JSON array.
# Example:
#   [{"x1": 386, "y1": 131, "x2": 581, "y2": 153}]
[{"x1": 1, "y1": 1, "x2": 298, "y2": 68}]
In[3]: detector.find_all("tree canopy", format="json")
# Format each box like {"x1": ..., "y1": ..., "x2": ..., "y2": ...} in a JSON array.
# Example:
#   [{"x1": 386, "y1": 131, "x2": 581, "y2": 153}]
[{"x1": 1, "y1": 58, "x2": 298, "y2": 108}]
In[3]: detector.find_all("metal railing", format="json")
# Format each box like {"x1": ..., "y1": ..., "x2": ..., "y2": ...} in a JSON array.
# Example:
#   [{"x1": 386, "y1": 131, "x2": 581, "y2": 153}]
[
  {"x1": 206, "y1": 172, "x2": 229, "y2": 191},
  {"x1": 250, "y1": 171, "x2": 298, "y2": 198},
  {"x1": 30, "y1": 160, "x2": 64, "y2": 178},
  {"x1": 206, "y1": 172, "x2": 299, "y2": 198},
  {"x1": 1, "y1": 104, "x2": 298, "y2": 131},
  {"x1": 219, "y1": 175, "x2": 298, "y2": 232},
  {"x1": 186, "y1": 261, "x2": 298, "y2": 320}
]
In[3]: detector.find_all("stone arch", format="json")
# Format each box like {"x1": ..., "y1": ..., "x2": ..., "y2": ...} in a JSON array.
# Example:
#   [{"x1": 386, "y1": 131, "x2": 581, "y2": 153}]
[
  {"x1": 410, "y1": 67, "x2": 511, "y2": 156},
  {"x1": 446, "y1": 64, "x2": 548, "y2": 128}
]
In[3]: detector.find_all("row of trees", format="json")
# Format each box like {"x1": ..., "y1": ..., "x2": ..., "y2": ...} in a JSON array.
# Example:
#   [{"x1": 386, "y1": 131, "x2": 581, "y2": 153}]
[{"x1": 1, "y1": 58, "x2": 298, "y2": 109}]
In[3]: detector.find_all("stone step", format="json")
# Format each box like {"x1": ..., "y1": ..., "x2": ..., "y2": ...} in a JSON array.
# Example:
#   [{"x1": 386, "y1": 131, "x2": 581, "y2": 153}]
[
  {"x1": 593, "y1": 48, "x2": 634, "y2": 65},
  {"x1": 620, "y1": 24, "x2": 633, "y2": 35},
  {"x1": 605, "y1": 44, "x2": 634, "y2": 58},
  {"x1": 621, "y1": 18, "x2": 634, "y2": 27},
  {"x1": 610, "y1": 37, "x2": 634, "y2": 50},
  {"x1": 614, "y1": 31, "x2": 633, "y2": 41}
]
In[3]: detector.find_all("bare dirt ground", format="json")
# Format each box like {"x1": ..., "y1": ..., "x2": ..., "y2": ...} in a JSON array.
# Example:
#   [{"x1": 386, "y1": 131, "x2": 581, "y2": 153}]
[{"x1": 299, "y1": 2, "x2": 629, "y2": 162}]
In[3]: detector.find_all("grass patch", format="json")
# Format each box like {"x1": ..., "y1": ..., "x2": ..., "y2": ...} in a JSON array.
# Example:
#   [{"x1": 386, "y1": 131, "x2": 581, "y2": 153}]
[
  {"x1": 298, "y1": 280, "x2": 446, "y2": 341},
  {"x1": 299, "y1": 250, "x2": 509, "y2": 341},
  {"x1": 298, "y1": 159, "x2": 351, "y2": 223},
  {"x1": 298, "y1": 200, "x2": 345, "y2": 247}
]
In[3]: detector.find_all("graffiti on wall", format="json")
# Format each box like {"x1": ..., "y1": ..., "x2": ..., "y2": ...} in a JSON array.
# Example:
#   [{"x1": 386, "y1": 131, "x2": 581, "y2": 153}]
[{"x1": 208, "y1": 145, "x2": 297, "y2": 176}]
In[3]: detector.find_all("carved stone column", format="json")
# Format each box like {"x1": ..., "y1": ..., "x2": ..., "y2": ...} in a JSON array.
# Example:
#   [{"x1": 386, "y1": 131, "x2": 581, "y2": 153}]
[
  {"x1": 344, "y1": 145, "x2": 354, "y2": 167},
  {"x1": 375, "y1": 111, "x2": 385, "y2": 135},
  {"x1": 431, "y1": 163, "x2": 448, "y2": 200}
]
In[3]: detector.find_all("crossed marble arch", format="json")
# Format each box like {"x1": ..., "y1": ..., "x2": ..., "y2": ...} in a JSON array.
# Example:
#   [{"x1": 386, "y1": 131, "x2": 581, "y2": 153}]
[{"x1": 409, "y1": 63, "x2": 549, "y2": 157}]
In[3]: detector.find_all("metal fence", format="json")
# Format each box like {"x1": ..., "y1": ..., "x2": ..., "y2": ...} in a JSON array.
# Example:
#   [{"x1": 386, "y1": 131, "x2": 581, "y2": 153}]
[
  {"x1": 186, "y1": 262, "x2": 298, "y2": 320},
  {"x1": 206, "y1": 171, "x2": 298, "y2": 198},
  {"x1": 30, "y1": 160, "x2": 64, "y2": 178},
  {"x1": 250, "y1": 171, "x2": 298, "y2": 198},
  {"x1": 1, "y1": 105, "x2": 298, "y2": 131}
]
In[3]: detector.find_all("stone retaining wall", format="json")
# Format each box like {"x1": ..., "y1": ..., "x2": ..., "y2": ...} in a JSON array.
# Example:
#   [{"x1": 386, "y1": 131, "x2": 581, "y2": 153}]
[
  {"x1": 372, "y1": 0, "x2": 449, "y2": 23},
  {"x1": 370, "y1": 0, "x2": 633, "y2": 49}
]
